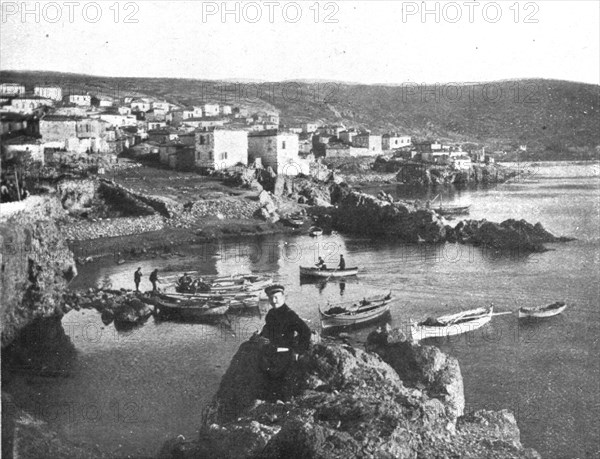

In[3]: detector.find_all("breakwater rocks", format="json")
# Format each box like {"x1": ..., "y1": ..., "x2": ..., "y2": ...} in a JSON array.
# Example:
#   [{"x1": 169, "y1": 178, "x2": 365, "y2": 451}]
[
  {"x1": 394, "y1": 162, "x2": 518, "y2": 186},
  {"x1": 161, "y1": 329, "x2": 540, "y2": 458},
  {"x1": 329, "y1": 186, "x2": 570, "y2": 251},
  {"x1": 64, "y1": 288, "x2": 154, "y2": 327}
]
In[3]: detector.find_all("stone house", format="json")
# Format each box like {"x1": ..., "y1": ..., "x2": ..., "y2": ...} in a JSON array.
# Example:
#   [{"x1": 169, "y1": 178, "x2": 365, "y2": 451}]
[
  {"x1": 1, "y1": 136, "x2": 45, "y2": 164},
  {"x1": 10, "y1": 96, "x2": 53, "y2": 114},
  {"x1": 34, "y1": 86, "x2": 63, "y2": 101},
  {"x1": 69, "y1": 94, "x2": 92, "y2": 106},
  {"x1": 302, "y1": 123, "x2": 319, "y2": 133},
  {"x1": 339, "y1": 129, "x2": 358, "y2": 145},
  {"x1": 353, "y1": 133, "x2": 383, "y2": 155},
  {"x1": 203, "y1": 104, "x2": 220, "y2": 117},
  {"x1": 0, "y1": 83, "x2": 25, "y2": 96},
  {"x1": 195, "y1": 128, "x2": 248, "y2": 170},
  {"x1": 220, "y1": 105, "x2": 232, "y2": 115},
  {"x1": 182, "y1": 117, "x2": 227, "y2": 130},
  {"x1": 382, "y1": 134, "x2": 412, "y2": 150},
  {"x1": 130, "y1": 99, "x2": 152, "y2": 112},
  {"x1": 248, "y1": 130, "x2": 301, "y2": 176},
  {"x1": 1, "y1": 113, "x2": 37, "y2": 138}
]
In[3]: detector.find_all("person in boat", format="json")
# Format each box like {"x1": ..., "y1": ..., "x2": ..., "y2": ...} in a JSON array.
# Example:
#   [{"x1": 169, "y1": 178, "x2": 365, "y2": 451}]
[
  {"x1": 178, "y1": 273, "x2": 192, "y2": 290},
  {"x1": 149, "y1": 269, "x2": 159, "y2": 292},
  {"x1": 315, "y1": 257, "x2": 327, "y2": 270},
  {"x1": 259, "y1": 284, "x2": 311, "y2": 379},
  {"x1": 338, "y1": 254, "x2": 346, "y2": 270},
  {"x1": 134, "y1": 267, "x2": 142, "y2": 292}
]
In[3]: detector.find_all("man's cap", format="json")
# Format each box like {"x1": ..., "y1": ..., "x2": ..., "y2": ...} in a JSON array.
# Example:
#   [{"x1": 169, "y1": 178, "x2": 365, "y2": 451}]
[{"x1": 265, "y1": 284, "x2": 285, "y2": 295}]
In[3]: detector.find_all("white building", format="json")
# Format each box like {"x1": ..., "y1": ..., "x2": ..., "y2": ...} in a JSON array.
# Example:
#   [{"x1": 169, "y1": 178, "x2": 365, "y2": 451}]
[
  {"x1": 248, "y1": 130, "x2": 302, "y2": 175},
  {"x1": 203, "y1": 104, "x2": 220, "y2": 117},
  {"x1": 382, "y1": 134, "x2": 412, "y2": 150},
  {"x1": 70, "y1": 94, "x2": 92, "y2": 106},
  {"x1": 34, "y1": 86, "x2": 63, "y2": 101},
  {"x1": 195, "y1": 128, "x2": 248, "y2": 170},
  {"x1": 0, "y1": 83, "x2": 25, "y2": 96}
]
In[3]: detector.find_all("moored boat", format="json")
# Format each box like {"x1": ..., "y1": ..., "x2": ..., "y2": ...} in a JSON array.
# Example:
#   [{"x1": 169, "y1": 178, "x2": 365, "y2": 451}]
[
  {"x1": 518, "y1": 301, "x2": 567, "y2": 319},
  {"x1": 309, "y1": 226, "x2": 323, "y2": 237},
  {"x1": 436, "y1": 204, "x2": 471, "y2": 216},
  {"x1": 411, "y1": 305, "x2": 493, "y2": 341},
  {"x1": 154, "y1": 298, "x2": 230, "y2": 321},
  {"x1": 319, "y1": 292, "x2": 393, "y2": 329},
  {"x1": 300, "y1": 266, "x2": 359, "y2": 278},
  {"x1": 175, "y1": 275, "x2": 271, "y2": 295}
]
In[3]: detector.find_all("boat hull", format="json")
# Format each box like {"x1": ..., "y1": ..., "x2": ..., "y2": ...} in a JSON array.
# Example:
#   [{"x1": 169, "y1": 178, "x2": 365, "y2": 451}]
[
  {"x1": 411, "y1": 306, "x2": 493, "y2": 341},
  {"x1": 518, "y1": 303, "x2": 567, "y2": 318},
  {"x1": 300, "y1": 267, "x2": 359, "y2": 278},
  {"x1": 436, "y1": 205, "x2": 470, "y2": 216},
  {"x1": 156, "y1": 301, "x2": 229, "y2": 321},
  {"x1": 319, "y1": 295, "x2": 393, "y2": 329}
]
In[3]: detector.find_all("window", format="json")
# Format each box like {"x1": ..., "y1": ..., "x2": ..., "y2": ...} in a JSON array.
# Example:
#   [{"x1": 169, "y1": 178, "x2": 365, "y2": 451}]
[
  {"x1": 199, "y1": 136, "x2": 205, "y2": 145},
  {"x1": 282, "y1": 141, "x2": 286, "y2": 150},
  {"x1": 209, "y1": 151, "x2": 213, "y2": 160}
]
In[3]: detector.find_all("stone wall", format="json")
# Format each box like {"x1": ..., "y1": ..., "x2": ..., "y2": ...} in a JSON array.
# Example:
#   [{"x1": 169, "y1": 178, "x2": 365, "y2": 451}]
[{"x1": 61, "y1": 215, "x2": 165, "y2": 241}]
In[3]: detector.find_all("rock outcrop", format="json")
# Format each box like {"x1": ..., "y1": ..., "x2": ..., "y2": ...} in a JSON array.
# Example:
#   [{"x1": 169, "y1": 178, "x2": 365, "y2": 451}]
[
  {"x1": 329, "y1": 187, "x2": 447, "y2": 242},
  {"x1": 0, "y1": 197, "x2": 76, "y2": 347},
  {"x1": 161, "y1": 333, "x2": 540, "y2": 458},
  {"x1": 328, "y1": 185, "x2": 570, "y2": 251},
  {"x1": 396, "y1": 162, "x2": 518, "y2": 186},
  {"x1": 448, "y1": 218, "x2": 574, "y2": 252}
]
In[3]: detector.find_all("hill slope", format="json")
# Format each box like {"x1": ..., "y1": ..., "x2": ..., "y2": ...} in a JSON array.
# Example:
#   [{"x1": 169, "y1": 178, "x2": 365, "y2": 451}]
[{"x1": 2, "y1": 71, "x2": 598, "y2": 159}]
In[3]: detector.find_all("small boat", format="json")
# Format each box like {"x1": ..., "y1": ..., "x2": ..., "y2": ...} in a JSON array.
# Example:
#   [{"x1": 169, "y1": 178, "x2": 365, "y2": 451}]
[
  {"x1": 154, "y1": 298, "x2": 230, "y2": 321},
  {"x1": 283, "y1": 213, "x2": 306, "y2": 228},
  {"x1": 518, "y1": 301, "x2": 567, "y2": 319},
  {"x1": 300, "y1": 266, "x2": 359, "y2": 278},
  {"x1": 319, "y1": 292, "x2": 393, "y2": 329},
  {"x1": 175, "y1": 275, "x2": 271, "y2": 294},
  {"x1": 411, "y1": 305, "x2": 493, "y2": 341},
  {"x1": 436, "y1": 205, "x2": 471, "y2": 216},
  {"x1": 309, "y1": 227, "x2": 323, "y2": 237},
  {"x1": 161, "y1": 291, "x2": 260, "y2": 303},
  {"x1": 429, "y1": 194, "x2": 470, "y2": 216}
]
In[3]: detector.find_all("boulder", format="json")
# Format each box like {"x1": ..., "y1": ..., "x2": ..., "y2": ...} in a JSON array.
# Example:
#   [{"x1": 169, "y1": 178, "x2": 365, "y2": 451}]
[
  {"x1": 366, "y1": 327, "x2": 465, "y2": 420},
  {"x1": 161, "y1": 338, "x2": 539, "y2": 458}
]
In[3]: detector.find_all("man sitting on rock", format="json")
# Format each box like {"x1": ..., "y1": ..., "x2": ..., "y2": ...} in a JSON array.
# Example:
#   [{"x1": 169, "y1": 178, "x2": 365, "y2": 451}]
[{"x1": 259, "y1": 284, "x2": 311, "y2": 379}]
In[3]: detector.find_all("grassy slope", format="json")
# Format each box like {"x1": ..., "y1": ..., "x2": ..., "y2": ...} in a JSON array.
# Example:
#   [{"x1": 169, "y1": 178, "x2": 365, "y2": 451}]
[{"x1": 2, "y1": 71, "x2": 598, "y2": 158}]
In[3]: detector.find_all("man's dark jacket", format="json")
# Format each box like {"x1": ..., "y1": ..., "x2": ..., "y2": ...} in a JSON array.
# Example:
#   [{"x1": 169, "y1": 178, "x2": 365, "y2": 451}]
[{"x1": 260, "y1": 304, "x2": 311, "y2": 352}]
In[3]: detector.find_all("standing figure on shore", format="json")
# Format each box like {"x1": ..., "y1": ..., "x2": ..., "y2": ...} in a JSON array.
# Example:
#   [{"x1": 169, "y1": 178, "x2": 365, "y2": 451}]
[
  {"x1": 150, "y1": 269, "x2": 159, "y2": 292},
  {"x1": 260, "y1": 284, "x2": 311, "y2": 380},
  {"x1": 338, "y1": 254, "x2": 346, "y2": 270},
  {"x1": 134, "y1": 267, "x2": 142, "y2": 292}
]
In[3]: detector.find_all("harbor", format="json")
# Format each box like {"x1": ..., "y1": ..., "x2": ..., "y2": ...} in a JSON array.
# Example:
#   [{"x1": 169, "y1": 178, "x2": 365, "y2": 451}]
[{"x1": 3, "y1": 162, "x2": 598, "y2": 458}]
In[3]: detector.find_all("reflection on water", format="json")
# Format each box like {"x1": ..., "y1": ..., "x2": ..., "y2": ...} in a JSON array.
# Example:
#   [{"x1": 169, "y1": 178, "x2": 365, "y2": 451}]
[{"x1": 3, "y1": 163, "x2": 599, "y2": 458}]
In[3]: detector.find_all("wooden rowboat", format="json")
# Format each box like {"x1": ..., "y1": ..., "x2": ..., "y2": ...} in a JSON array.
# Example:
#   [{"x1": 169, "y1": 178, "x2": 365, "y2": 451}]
[
  {"x1": 154, "y1": 298, "x2": 230, "y2": 321},
  {"x1": 309, "y1": 227, "x2": 323, "y2": 237},
  {"x1": 300, "y1": 266, "x2": 359, "y2": 278},
  {"x1": 518, "y1": 301, "x2": 567, "y2": 319},
  {"x1": 411, "y1": 305, "x2": 494, "y2": 341},
  {"x1": 436, "y1": 205, "x2": 471, "y2": 216},
  {"x1": 319, "y1": 292, "x2": 393, "y2": 329}
]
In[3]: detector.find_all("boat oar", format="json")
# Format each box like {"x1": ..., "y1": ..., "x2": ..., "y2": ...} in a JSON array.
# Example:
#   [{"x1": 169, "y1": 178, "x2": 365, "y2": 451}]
[
  {"x1": 324, "y1": 267, "x2": 339, "y2": 282},
  {"x1": 491, "y1": 311, "x2": 515, "y2": 317}
]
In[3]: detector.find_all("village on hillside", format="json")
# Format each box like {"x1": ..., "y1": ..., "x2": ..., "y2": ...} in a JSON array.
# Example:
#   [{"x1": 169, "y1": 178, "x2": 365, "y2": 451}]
[{"x1": 0, "y1": 80, "x2": 513, "y2": 202}]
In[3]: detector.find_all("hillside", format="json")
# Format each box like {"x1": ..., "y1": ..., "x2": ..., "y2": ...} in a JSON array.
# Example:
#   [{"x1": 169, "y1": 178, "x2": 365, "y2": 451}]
[{"x1": 2, "y1": 71, "x2": 598, "y2": 159}]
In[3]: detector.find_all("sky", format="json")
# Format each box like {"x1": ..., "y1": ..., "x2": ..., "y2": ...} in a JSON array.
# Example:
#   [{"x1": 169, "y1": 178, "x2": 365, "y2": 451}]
[{"x1": 1, "y1": 1, "x2": 599, "y2": 85}]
